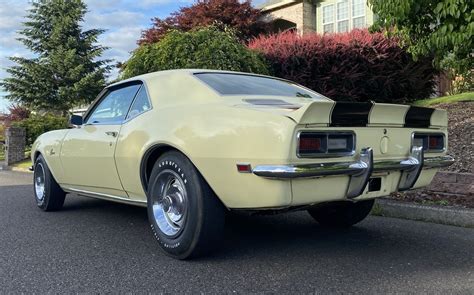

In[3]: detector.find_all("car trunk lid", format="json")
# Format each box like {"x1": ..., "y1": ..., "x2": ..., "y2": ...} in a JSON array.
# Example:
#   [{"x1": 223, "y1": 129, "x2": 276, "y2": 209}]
[
  {"x1": 287, "y1": 100, "x2": 447, "y2": 128},
  {"x1": 233, "y1": 97, "x2": 447, "y2": 129}
]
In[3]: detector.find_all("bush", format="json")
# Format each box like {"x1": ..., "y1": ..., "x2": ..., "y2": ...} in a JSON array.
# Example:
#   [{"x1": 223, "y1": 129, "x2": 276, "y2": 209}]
[
  {"x1": 441, "y1": 55, "x2": 474, "y2": 95},
  {"x1": 451, "y1": 70, "x2": 474, "y2": 95},
  {"x1": 6, "y1": 105, "x2": 30, "y2": 122},
  {"x1": 122, "y1": 27, "x2": 269, "y2": 79},
  {"x1": 249, "y1": 30, "x2": 438, "y2": 103},
  {"x1": 13, "y1": 114, "x2": 68, "y2": 146}
]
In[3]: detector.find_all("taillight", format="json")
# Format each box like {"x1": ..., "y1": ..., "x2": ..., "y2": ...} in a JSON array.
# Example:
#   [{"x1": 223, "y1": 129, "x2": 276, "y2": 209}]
[
  {"x1": 413, "y1": 133, "x2": 445, "y2": 152},
  {"x1": 429, "y1": 135, "x2": 444, "y2": 150},
  {"x1": 299, "y1": 135, "x2": 324, "y2": 153},
  {"x1": 298, "y1": 132, "x2": 355, "y2": 157}
]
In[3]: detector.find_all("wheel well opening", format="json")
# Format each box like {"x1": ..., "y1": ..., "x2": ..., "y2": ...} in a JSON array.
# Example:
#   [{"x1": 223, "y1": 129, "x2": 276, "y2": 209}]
[
  {"x1": 141, "y1": 145, "x2": 177, "y2": 192},
  {"x1": 140, "y1": 145, "x2": 227, "y2": 209},
  {"x1": 33, "y1": 151, "x2": 41, "y2": 162}
]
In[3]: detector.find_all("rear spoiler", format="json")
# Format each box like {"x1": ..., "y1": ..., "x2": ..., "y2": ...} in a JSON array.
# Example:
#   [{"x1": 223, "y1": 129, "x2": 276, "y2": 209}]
[{"x1": 287, "y1": 101, "x2": 447, "y2": 128}]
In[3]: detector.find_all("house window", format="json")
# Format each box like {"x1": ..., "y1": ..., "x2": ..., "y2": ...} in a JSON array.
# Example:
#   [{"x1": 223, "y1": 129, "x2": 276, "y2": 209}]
[
  {"x1": 337, "y1": 0, "x2": 349, "y2": 33},
  {"x1": 352, "y1": 0, "x2": 366, "y2": 28},
  {"x1": 322, "y1": 4, "x2": 335, "y2": 33},
  {"x1": 322, "y1": 0, "x2": 367, "y2": 33}
]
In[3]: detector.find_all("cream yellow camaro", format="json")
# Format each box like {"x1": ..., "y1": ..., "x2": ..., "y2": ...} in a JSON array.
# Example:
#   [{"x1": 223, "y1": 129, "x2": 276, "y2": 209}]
[{"x1": 31, "y1": 69, "x2": 454, "y2": 259}]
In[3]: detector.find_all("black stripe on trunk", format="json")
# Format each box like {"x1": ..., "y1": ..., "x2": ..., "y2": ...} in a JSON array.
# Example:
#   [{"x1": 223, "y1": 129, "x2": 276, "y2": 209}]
[
  {"x1": 404, "y1": 106, "x2": 434, "y2": 128},
  {"x1": 330, "y1": 101, "x2": 373, "y2": 127}
]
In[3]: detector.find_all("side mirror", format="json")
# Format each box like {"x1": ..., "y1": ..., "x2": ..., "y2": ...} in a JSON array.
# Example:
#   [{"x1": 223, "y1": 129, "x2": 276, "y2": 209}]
[{"x1": 69, "y1": 114, "x2": 83, "y2": 127}]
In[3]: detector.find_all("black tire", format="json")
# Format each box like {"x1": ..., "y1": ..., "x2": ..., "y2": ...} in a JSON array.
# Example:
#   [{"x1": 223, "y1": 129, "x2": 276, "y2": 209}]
[
  {"x1": 307, "y1": 199, "x2": 374, "y2": 228},
  {"x1": 33, "y1": 155, "x2": 66, "y2": 211},
  {"x1": 147, "y1": 151, "x2": 225, "y2": 259}
]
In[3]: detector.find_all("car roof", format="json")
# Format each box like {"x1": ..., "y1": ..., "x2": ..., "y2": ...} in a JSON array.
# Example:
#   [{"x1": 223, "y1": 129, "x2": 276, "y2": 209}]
[{"x1": 107, "y1": 69, "x2": 290, "y2": 89}]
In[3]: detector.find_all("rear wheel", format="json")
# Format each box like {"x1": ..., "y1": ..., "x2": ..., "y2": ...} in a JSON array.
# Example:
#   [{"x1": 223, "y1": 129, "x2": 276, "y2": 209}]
[
  {"x1": 147, "y1": 151, "x2": 225, "y2": 259},
  {"x1": 307, "y1": 199, "x2": 374, "y2": 228},
  {"x1": 34, "y1": 155, "x2": 66, "y2": 211}
]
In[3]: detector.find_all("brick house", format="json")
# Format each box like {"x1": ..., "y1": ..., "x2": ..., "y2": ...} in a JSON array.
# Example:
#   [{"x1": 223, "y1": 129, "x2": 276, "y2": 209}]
[{"x1": 260, "y1": 0, "x2": 374, "y2": 35}]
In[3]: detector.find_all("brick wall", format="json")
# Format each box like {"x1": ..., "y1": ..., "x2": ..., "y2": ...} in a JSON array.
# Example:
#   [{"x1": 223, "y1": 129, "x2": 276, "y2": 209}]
[
  {"x1": 5, "y1": 127, "x2": 26, "y2": 166},
  {"x1": 301, "y1": 1, "x2": 317, "y2": 34},
  {"x1": 262, "y1": 1, "x2": 316, "y2": 35}
]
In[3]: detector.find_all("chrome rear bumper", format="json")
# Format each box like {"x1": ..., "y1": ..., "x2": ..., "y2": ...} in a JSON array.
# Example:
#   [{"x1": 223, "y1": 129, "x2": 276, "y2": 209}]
[{"x1": 252, "y1": 147, "x2": 454, "y2": 198}]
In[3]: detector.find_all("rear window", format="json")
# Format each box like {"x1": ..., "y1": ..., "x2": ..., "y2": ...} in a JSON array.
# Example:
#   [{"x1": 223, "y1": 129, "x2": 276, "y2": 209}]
[{"x1": 195, "y1": 73, "x2": 326, "y2": 99}]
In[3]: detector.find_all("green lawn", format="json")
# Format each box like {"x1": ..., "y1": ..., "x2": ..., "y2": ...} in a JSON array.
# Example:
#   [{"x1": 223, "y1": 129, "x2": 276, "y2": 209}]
[
  {"x1": 11, "y1": 159, "x2": 32, "y2": 170},
  {"x1": 413, "y1": 92, "x2": 474, "y2": 107}
]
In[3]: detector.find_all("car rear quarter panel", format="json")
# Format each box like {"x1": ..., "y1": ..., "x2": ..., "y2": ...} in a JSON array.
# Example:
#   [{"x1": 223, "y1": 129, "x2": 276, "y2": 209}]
[{"x1": 115, "y1": 103, "x2": 297, "y2": 208}]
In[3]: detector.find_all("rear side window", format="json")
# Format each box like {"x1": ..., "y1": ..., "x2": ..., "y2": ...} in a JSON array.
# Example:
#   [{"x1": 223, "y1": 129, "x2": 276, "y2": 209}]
[
  {"x1": 195, "y1": 73, "x2": 326, "y2": 99},
  {"x1": 86, "y1": 83, "x2": 140, "y2": 124},
  {"x1": 126, "y1": 86, "x2": 151, "y2": 120}
]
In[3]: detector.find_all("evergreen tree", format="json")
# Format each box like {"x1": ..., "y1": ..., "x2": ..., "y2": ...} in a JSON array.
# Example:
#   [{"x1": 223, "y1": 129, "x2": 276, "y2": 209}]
[{"x1": 0, "y1": 0, "x2": 110, "y2": 113}]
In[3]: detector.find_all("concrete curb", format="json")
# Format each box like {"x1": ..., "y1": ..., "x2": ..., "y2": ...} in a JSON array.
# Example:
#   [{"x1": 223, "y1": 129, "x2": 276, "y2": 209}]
[{"x1": 373, "y1": 199, "x2": 474, "y2": 228}]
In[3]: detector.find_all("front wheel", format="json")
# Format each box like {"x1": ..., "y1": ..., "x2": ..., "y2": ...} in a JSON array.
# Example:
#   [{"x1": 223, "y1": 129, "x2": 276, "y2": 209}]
[
  {"x1": 307, "y1": 199, "x2": 374, "y2": 228},
  {"x1": 147, "y1": 151, "x2": 225, "y2": 259},
  {"x1": 34, "y1": 155, "x2": 66, "y2": 211}
]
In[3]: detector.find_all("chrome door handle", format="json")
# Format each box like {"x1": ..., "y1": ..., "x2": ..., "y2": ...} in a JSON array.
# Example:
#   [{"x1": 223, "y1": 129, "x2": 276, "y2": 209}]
[{"x1": 105, "y1": 131, "x2": 118, "y2": 137}]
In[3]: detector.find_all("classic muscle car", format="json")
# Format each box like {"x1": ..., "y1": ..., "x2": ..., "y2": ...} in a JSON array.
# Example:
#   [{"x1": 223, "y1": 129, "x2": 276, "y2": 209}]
[{"x1": 31, "y1": 69, "x2": 454, "y2": 259}]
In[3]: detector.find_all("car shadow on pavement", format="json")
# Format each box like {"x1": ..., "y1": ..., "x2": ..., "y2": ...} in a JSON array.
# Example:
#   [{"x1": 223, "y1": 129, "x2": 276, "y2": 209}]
[
  {"x1": 210, "y1": 212, "x2": 474, "y2": 272},
  {"x1": 218, "y1": 212, "x2": 381, "y2": 258}
]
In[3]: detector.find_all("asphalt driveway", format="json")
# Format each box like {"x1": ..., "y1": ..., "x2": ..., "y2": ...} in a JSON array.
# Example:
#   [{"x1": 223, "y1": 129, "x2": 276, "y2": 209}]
[{"x1": 0, "y1": 170, "x2": 473, "y2": 293}]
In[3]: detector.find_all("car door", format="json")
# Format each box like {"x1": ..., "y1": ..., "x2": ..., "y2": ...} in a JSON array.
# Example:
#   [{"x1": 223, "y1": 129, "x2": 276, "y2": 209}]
[{"x1": 60, "y1": 82, "x2": 142, "y2": 198}]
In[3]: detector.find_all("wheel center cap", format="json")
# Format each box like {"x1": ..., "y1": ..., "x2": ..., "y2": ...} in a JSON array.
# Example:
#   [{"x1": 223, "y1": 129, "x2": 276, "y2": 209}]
[
  {"x1": 162, "y1": 195, "x2": 173, "y2": 212},
  {"x1": 152, "y1": 170, "x2": 188, "y2": 237}
]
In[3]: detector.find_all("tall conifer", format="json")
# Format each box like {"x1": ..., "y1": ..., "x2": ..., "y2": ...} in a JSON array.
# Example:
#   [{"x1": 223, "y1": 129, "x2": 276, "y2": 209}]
[{"x1": 1, "y1": 0, "x2": 110, "y2": 113}]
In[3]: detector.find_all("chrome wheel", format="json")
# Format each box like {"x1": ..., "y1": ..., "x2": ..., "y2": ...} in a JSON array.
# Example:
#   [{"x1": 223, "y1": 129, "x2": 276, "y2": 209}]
[
  {"x1": 151, "y1": 170, "x2": 188, "y2": 237},
  {"x1": 34, "y1": 163, "x2": 46, "y2": 202}
]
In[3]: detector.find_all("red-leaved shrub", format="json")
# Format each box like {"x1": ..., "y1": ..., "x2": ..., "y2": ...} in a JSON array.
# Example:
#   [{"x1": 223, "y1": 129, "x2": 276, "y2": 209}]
[
  {"x1": 139, "y1": 0, "x2": 267, "y2": 45},
  {"x1": 249, "y1": 30, "x2": 438, "y2": 103},
  {"x1": 6, "y1": 105, "x2": 30, "y2": 122}
]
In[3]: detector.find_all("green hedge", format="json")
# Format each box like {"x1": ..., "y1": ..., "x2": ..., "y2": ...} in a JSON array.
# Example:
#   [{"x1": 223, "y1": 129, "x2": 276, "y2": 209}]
[
  {"x1": 122, "y1": 27, "x2": 269, "y2": 79},
  {"x1": 13, "y1": 114, "x2": 68, "y2": 146}
]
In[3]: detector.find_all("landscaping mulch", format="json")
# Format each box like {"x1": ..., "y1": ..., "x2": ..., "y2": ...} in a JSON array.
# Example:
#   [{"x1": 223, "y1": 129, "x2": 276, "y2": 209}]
[
  {"x1": 388, "y1": 190, "x2": 474, "y2": 209},
  {"x1": 435, "y1": 101, "x2": 473, "y2": 173}
]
